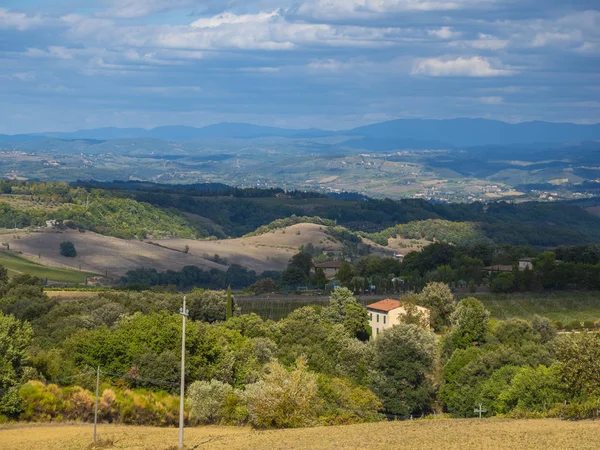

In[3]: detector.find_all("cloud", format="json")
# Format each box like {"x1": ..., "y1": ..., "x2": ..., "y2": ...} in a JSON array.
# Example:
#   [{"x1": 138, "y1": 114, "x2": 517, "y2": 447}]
[
  {"x1": 478, "y1": 96, "x2": 504, "y2": 104},
  {"x1": 428, "y1": 27, "x2": 461, "y2": 39},
  {"x1": 449, "y1": 33, "x2": 508, "y2": 50},
  {"x1": 100, "y1": 0, "x2": 194, "y2": 19},
  {"x1": 190, "y1": 11, "x2": 279, "y2": 28},
  {"x1": 0, "y1": 8, "x2": 45, "y2": 30},
  {"x1": 295, "y1": 0, "x2": 487, "y2": 19},
  {"x1": 411, "y1": 56, "x2": 515, "y2": 77}
]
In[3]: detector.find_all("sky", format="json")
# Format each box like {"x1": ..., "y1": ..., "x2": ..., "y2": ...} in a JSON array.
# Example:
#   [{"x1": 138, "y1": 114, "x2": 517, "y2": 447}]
[{"x1": 0, "y1": 0, "x2": 599, "y2": 133}]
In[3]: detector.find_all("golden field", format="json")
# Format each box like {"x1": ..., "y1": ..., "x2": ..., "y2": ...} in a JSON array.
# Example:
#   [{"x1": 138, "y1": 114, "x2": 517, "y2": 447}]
[{"x1": 2, "y1": 419, "x2": 600, "y2": 450}]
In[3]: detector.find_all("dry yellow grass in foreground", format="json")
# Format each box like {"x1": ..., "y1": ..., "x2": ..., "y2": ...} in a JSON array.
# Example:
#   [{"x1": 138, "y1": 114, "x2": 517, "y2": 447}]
[{"x1": 2, "y1": 419, "x2": 600, "y2": 450}]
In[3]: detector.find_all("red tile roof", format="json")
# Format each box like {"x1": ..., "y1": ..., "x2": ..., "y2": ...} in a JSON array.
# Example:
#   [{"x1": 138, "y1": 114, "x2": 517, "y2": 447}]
[{"x1": 367, "y1": 299, "x2": 402, "y2": 312}]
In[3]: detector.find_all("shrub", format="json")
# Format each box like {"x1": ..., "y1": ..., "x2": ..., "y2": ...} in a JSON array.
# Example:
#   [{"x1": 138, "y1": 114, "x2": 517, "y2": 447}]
[
  {"x1": 187, "y1": 380, "x2": 233, "y2": 424},
  {"x1": 18, "y1": 381, "x2": 183, "y2": 426},
  {"x1": 243, "y1": 359, "x2": 320, "y2": 428},
  {"x1": 583, "y1": 320, "x2": 596, "y2": 329},
  {"x1": 565, "y1": 320, "x2": 581, "y2": 331}
]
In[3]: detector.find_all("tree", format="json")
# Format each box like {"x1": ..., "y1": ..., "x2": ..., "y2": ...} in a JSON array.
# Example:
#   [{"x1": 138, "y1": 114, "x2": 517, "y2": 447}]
[
  {"x1": 496, "y1": 365, "x2": 565, "y2": 413},
  {"x1": 336, "y1": 262, "x2": 355, "y2": 287},
  {"x1": 288, "y1": 252, "x2": 313, "y2": 278},
  {"x1": 344, "y1": 302, "x2": 371, "y2": 341},
  {"x1": 313, "y1": 267, "x2": 327, "y2": 288},
  {"x1": 60, "y1": 241, "x2": 77, "y2": 258},
  {"x1": 226, "y1": 286, "x2": 233, "y2": 320},
  {"x1": 555, "y1": 332, "x2": 600, "y2": 398},
  {"x1": 445, "y1": 297, "x2": 490, "y2": 354},
  {"x1": 281, "y1": 266, "x2": 307, "y2": 287},
  {"x1": 0, "y1": 265, "x2": 8, "y2": 287},
  {"x1": 187, "y1": 289, "x2": 228, "y2": 323},
  {"x1": 324, "y1": 287, "x2": 356, "y2": 324},
  {"x1": 248, "y1": 278, "x2": 276, "y2": 294},
  {"x1": 0, "y1": 312, "x2": 33, "y2": 417},
  {"x1": 418, "y1": 282, "x2": 455, "y2": 331},
  {"x1": 369, "y1": 323, "x2": 437, "y2": 416},
  {"x1": 490, "y1": 272, "x2": 515, "y2": 293}
]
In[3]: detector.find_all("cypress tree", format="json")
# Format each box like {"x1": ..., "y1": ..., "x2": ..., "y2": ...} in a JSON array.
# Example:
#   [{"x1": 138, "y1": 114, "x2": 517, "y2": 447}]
[{"x1": 226, "y1": 285, "x2": 233, "y2": 320}]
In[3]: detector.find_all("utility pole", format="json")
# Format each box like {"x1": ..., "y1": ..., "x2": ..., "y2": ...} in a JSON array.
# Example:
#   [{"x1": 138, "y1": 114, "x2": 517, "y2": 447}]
[
  {"x1": 179, "y1": 296, "x2": 189, "y2": 450},
  {"x1": 94, "y1": 366, "x2": 100, "y2": 444}
]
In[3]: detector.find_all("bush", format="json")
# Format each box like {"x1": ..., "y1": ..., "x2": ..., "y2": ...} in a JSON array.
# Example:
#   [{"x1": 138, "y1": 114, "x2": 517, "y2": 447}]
[
  {"x1": 60, "y1": 241, "x2": 77, "y2": 258},
  {"x1": 565, "y1": 320, "x2": 581, "y2": 331},
  {"x1": 243, "y1": 359, "x2": 320, "y2": 428},
  {"x1": 19, "y1": 381, "x2": 184, "y2": 426},
  {"x1": 583, "y1": 320, "x2": 596, "y2": 329},
  {"x1": 187, "y1": 380, "x2": 233, "y2": 424}
]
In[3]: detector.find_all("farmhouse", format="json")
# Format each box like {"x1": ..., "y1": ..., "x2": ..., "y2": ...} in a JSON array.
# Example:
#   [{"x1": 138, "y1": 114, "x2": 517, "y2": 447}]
[
  {"x1": 314, "y1": 260, "x2": 343, "y2": 279},
  {"x1": 367, "y1": 299, "x2": 430, "y2": 338},
  {"x1": 519, "y1": 258, "x2": 534, "y2": 270}
]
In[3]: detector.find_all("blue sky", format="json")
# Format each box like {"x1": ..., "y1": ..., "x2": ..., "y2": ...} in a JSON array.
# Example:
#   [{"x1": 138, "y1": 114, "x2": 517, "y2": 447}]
[{"x1": 0, "y1": 0, "x2": 599, "y2": 133}]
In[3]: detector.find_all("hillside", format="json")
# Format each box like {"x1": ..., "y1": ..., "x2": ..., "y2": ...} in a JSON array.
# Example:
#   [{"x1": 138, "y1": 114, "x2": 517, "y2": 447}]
[
  {"x1": 3, "y1": 419, "x2": 600, "y2": 450},
  {"x1": 3, "y1": 230, "x2": 224, "y2": 278},
  {"x1": 2, "y1": 224, "x2": 391, "y2": 276}
]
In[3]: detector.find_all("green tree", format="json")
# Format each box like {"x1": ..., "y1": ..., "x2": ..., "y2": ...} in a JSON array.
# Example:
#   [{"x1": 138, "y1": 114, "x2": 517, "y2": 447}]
[
  {"x1": 369, "y1": 323, "x2": 437, "y2": 416},
  {"x1": 59, "y1": 241, "x2": 77, "y2": 258},
  {"x1": 281, "y1": 266, "x2": 307, "y2": 287},
  {"x1": 324, "y1": 287, "x2": 356, "y2": 324},
  {"x1": 226, "y1": 286, "x2": 233, "y2": 320},
  {"x1": 418, "y1": 282, "x2": 455, "y2": 331},
  {"x1": 555, "y1": 332, "x2": 600, "y2": 398},
  {"x1": 445, "y1": 297, "x2": 490, "y2": 355},
  {"x1": 336, "y1": 262, "x2": 355, "y2": 287},
  {"x1": 344, "y1": 302, "x2": 371, "y2": 342},
  {"x1": 497, "y1": 365, "x2": 564, "y2": 413},
  {"x1": 490, "y1": 272, "x2": 515, "y2": 293},
  {"x1": 313, "y1": 267, "x2": 327, "y2": 288},
  {"x1": 0, "y1": 312, "x2": 33, "y2": 417}
]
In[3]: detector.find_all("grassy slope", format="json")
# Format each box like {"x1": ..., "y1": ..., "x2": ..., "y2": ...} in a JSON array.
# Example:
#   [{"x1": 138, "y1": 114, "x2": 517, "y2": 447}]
[
  {"x1": 0, "y1": 251, "x2": 96, "y2": 283},
  {"x1": 468, "y1": 292, "x2": 600, "y2": 323},
  {"x1": 2, "y1": 419, "x2": 600, "y2": 450}
]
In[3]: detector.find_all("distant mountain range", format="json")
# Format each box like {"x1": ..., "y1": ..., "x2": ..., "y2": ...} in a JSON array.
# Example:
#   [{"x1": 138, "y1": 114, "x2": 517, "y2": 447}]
[{"x1": 1, "y1": 118, "x2": 600, "y2": 148}]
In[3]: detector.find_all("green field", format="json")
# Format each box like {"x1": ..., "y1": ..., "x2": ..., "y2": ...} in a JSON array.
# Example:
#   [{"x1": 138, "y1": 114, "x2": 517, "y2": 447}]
[
  {"x1": 0, "y1": 251, "x2": 97, "y2": 284},
  {"x1": 471, "y1": 292, "x2": 600, "y2": 323},
  {"x1": 239, "y1": 292, "x2": 600, "y2": 324}
]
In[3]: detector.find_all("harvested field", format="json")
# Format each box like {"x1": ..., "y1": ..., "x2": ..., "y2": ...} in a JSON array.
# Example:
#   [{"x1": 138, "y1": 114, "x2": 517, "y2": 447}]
[
  {"x1": 5, "y1": 230, "x2": 223, "y2": 277},
  {"x1": 153, "y1": 223, "x2": 351, "y2": 273},
  {"x1": 2, "y1": 419, "x2": 600, "y2": 450}
]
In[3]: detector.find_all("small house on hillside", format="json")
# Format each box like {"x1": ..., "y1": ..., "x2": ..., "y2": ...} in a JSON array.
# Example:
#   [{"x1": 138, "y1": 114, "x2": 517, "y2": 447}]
[
  {"x1": 519, "y1": 258, "x2": 534, "y2": 270},
  {"x1": 313, "y1": 260, "x2": 343, "y2": 279},
  {"x1": 485, "y1": 258, "x2": 534, "y2": 274},
  {"x1": 367, "y1": 299, "x2": 430, "y2": 338}
]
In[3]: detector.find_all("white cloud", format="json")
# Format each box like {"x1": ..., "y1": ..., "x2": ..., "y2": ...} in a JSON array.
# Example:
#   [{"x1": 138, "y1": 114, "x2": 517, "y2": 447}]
[
  {"x1": 191, "y1": 11, "x2": 279, "y2": 28},
  {"x1": 296, "y1": 0, "x2": 487, "y2": 19},
  {"x1": 411, "y1": 56, "x2": 514, "y2": 77},
  {"x1": 0, "y1": 8, "x2": 45, "y2": 30},
  {"x1": 101, "y1": 0, "x2": 193, "y2": 19},
  {"x1": 478, "y1": 96, "x2": 504, "y2": 104},
  {"x1": 428, "y1": 27, "x2": 460, "y2": 40},
  {"x1": 450, "y1": 33, "x2": 508, "y2": 50}
]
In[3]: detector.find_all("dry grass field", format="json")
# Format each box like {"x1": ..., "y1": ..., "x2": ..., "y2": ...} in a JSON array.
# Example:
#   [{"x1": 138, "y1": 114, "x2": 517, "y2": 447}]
[
  {"x1": 154, "y1": 223, "x2": 354, "y2": 273},
  {"x1": 5, "y1": 230, "x2": 223, "y2": 277},
  {"x1": 2, "y1": 419, "x2": 600, "y2": 450},
  {"x1": 4, "y1": 223, "x2": 396, "y2": 277}
]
